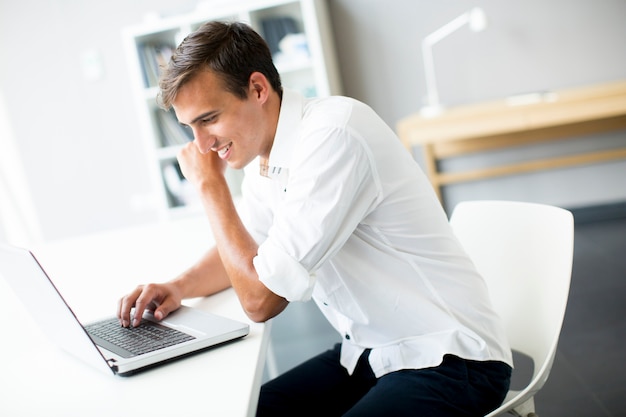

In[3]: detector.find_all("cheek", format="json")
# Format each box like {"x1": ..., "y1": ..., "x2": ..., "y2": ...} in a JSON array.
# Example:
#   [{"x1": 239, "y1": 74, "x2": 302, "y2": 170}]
[
  {"x1": 205, "y1": 120, "x2": 233, "y2": 140},
  {"x1": 219, "y1": 104, "x2": 264, "y2": 146},
  {"x1": 221, "y1": 115, "x2": 256, "y2": 142}
]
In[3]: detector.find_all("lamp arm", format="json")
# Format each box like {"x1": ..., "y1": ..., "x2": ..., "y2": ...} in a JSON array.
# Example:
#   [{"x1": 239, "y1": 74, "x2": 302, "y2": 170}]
[
  {"x1": 423, "y1": 11, "x2": 471, "y2": 46},
  {"x1": 420, "y1": 8, "x2": 486, "y2": 116},
  {"x1": 421, "y1": 10, "x2": 471, "y2": 109},
  {"x1": 421, "y1": 38, "x2": 438, "y2": 107}
]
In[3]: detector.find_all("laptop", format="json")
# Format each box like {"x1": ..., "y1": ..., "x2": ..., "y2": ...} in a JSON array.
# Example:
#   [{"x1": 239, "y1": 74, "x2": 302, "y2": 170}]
[{"x1": 0, "y1": 243, "x2": 250, "y2": 376}]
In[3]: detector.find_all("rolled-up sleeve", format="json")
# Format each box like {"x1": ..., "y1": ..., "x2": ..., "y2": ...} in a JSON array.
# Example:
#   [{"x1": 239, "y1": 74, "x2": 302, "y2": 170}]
[
  {"x1": 244, "y1": 95, "x2": 380, "y2": 303},
  {"x1": 253, "y1": 239, "x2": 316, "y2": 301}
]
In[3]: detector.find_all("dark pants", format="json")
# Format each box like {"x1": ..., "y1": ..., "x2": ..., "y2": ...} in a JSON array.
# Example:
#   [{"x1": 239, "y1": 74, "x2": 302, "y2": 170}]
[{"x1": 257, "y1": 343, "x2": 511, "y2": 417}]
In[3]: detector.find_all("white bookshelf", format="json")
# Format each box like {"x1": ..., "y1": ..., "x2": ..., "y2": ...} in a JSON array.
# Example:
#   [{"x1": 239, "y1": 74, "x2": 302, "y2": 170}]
[{"x1": 123, "y1": 0, "x2": 342, "y2": 220}]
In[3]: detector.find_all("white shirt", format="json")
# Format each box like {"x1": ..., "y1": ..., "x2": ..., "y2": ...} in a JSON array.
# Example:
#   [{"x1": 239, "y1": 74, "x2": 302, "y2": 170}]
[{"x1": 239, "y1": 90, "x2": 513, "y2": 377}]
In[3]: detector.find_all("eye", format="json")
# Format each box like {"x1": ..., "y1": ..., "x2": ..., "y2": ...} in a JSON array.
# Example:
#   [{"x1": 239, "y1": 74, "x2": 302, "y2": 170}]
[{"x1": 201, "y1": 115, "x2": 217, "y2": 125}]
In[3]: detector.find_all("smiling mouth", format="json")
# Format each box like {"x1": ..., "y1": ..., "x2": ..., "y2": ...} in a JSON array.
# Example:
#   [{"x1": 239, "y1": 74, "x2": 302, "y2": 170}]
[{"x1": 217, "y1": 143, "x2": 232, "y2": 158}]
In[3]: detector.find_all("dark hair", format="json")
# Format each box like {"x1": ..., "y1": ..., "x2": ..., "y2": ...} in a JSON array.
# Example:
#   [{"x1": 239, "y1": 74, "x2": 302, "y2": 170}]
[{"x1": 157, "y1": 21, "x2": 282, "y2": 109}]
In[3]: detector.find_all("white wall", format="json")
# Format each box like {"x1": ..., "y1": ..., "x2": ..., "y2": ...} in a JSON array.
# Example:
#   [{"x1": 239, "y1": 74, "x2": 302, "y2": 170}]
[
  {"x1": 0, "y1": 0, "x2": 625, "y2": 242},
  {"x1": 0, "y1": 91, "x2": 42, "y2": 246},
  {"x1": 0, "y1": 0, "x2": 199, "y2": 241},
  {"x1": 328, "y1": 0, "x2": 626, "y2": 213}
]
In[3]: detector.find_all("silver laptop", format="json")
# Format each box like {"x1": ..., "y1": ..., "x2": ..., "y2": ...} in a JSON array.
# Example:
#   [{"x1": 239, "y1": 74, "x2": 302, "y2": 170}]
[{"x1": 0, "y1": 243, "x2": 249, "y2": 376}]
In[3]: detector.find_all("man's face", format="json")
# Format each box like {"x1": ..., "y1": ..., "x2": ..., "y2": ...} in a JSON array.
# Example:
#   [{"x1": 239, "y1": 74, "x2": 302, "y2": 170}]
[{"x1": 172, "y1": 70, "x2": 272, "y2": 170}]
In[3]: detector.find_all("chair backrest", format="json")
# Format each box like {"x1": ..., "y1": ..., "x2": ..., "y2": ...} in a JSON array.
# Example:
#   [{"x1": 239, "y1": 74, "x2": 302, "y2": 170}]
[{"x1": 449, "y1": 200, "x2": 574, "y2": 408}]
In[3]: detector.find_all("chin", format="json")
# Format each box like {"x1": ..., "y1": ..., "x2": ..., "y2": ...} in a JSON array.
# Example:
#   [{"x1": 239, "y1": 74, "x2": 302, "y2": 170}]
[{"x1": 227, "y1": 160, "x2": 244, "y2": 170}]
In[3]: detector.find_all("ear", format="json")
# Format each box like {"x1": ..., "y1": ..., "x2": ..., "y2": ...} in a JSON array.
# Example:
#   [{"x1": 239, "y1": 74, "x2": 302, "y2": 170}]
[{"x1": 248, "y1": 72, "x2": 270, "y2": 103}]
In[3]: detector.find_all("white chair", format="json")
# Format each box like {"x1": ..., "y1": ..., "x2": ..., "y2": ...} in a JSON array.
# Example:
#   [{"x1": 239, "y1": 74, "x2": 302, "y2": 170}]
[{"x1": 449, "y1": 200, "x2": 574, "y2": 417}]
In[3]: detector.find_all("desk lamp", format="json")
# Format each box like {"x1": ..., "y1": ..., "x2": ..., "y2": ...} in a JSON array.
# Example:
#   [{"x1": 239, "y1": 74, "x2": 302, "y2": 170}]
[{"x1": 420, "y1": 7, "x2": 487, "y2": 118}]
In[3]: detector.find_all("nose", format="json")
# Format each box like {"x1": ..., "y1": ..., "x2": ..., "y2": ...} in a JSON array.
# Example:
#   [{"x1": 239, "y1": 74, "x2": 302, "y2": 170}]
[{"x1": 192, "y1": 127, "x2": 215, "y2": 154}]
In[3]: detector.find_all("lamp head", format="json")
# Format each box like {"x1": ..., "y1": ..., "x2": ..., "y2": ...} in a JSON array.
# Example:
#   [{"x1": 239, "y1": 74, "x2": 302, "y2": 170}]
[{"x1": 469, "y1": 7, "x2": 487, "y2": 32}]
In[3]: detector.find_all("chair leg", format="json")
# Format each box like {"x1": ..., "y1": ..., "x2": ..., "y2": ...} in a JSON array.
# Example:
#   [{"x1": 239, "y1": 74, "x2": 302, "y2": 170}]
[
  {"x1": 265, "y1": 340, "x2": 279, "y2": 380},
  {"x1": 511, "y1": 397, "x2": 536, "y2": 417},
  {"x1": 507, "y1": 410, "x2": 537, "y2": 417}
]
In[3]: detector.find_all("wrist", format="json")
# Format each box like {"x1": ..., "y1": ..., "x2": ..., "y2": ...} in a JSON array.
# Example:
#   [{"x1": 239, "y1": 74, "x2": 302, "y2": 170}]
[
  {"x1": 169, "y1": 275, "x2": 191, "y2": 300},
  {"x1": 197, "y1": 173, "x2": 229, "y2": 193}
]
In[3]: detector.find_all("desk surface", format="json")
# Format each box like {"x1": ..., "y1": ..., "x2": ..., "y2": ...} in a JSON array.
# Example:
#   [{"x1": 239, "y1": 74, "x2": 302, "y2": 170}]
[
  {"x1": 396, "y1": 80, "x2": 626, "y2": 202},
  {"x1": 397, "y1": 80, "x2": 626, "y2": 147},
  {"x1": 0, "y1": 217, "x2": 268, "y2": 417}
]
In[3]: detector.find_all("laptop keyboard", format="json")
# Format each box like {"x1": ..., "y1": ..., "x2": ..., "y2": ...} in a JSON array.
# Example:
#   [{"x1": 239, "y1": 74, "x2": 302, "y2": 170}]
[{"x1": 85, "y1": 317, "x2": 196, "y2": 359}]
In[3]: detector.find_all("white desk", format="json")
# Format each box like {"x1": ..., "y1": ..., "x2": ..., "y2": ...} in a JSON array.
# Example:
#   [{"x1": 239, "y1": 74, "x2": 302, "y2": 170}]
[{"x1": 0, "y1": 217, "x2": 269, "y2": 417}]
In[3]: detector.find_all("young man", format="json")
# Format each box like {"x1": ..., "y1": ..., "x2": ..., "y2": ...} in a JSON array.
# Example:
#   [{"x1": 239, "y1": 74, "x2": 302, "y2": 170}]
[{"x1": 117, "y1": 21, "x2": 512, "y2": 416}]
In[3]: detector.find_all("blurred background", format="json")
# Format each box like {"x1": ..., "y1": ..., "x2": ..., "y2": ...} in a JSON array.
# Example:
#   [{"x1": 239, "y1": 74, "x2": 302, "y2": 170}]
[{"x1": 1, "y1": 0, "x2": 625, "y2": 244}]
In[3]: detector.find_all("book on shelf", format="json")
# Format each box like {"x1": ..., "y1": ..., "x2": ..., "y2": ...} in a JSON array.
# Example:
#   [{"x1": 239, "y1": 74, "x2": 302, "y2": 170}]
[
  {"x1": 138, "y1": 43, "x2": 174, "y2": 88},
  {"x1": 156, "y1": 110, "x2": 193, "y2": 147},
  {"x1": 261, "y1": 16, "x2": 299, "y2": 56},
  {"x1": 162, "y1": 161, "x2": 199, "y2": 208}
]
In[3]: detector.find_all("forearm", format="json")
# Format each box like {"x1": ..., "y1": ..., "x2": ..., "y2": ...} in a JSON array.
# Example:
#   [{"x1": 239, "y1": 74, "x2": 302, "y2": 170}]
[
  {"x1": 198, "y1": 176, "x2": 287, "y2": 322},
  {"x1": 171, "y1": 247, "x2": 232, "y2": 299}
]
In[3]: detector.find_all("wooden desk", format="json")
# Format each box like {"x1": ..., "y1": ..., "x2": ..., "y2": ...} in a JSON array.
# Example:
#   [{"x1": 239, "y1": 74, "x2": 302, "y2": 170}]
[
  {"x1": 397, "y1": 80, "x2": 626, "y2": 201},
  {"x1": 0, "y1": 217, "x2": 269, "y2": 417}
]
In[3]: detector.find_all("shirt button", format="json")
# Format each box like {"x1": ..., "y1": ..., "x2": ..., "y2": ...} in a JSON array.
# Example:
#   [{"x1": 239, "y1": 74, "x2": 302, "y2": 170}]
[{"x1": 344, "y1": 334, "x2": 350, "y2": 340}]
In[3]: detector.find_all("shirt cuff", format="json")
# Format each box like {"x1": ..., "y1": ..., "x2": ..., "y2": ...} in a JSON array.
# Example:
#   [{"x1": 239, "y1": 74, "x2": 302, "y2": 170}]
[{"x1": 253, "y1": 239, "x2": 316, "y2": 302}]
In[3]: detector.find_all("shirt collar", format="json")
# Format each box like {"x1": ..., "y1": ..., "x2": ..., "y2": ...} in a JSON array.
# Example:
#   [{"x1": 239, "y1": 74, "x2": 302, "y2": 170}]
[{"x1": 268, "y1": 89, "x2": 304, "y2": 169}]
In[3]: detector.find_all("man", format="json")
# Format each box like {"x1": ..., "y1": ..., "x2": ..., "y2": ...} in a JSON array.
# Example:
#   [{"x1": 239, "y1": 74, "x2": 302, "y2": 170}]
[{"x1": 118, "y1": 21, "x2": 512, "y2": 416}]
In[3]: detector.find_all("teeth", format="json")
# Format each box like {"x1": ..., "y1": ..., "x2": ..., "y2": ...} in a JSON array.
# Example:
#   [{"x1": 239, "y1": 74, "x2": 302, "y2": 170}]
[{"x1": 218, "y1": 144, "x2": 230, "y2": 156}]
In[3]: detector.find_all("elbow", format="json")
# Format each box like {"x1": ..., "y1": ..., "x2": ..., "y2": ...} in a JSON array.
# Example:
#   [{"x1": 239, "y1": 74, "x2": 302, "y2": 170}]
[
  {"x1": 241, "y1": 293, "x2": 288, "y2": 323},
  {"x1": 246, "y1": 310, "x2": 273, "y2": 323},
  {"x1": 242, "y1": 299, "x2": 269, "y2": 322}
]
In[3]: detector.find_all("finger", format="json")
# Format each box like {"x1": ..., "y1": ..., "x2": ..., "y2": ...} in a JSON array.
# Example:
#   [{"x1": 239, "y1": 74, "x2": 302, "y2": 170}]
[
  {"x1": 153, "y1": 297, "x2": 179, "y2": 321},
  {"x1": 117, "y1": 285, "x2": 144, "y2": 327},
  {"x1": 133, "y1": 282, "x2": 173, "y2": 326},
  {"x1": 132, "y1": 285, "x2": 156, "y2": 327},
  {"x1": 177, "y1": 143, "x2": 196, "y2": 181}
]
